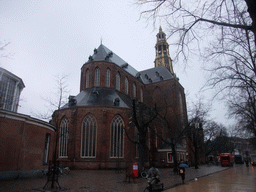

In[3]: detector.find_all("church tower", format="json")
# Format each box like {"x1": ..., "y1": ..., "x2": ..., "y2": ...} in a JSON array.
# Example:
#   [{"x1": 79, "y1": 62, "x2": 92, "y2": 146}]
[{"x1": 154, "y1": 27, "x2": 174, "y2": 75}]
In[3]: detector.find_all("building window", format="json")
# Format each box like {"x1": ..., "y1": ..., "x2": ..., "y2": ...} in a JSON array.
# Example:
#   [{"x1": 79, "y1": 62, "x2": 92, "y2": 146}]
[
  {"x1": 179, "y1": 92, "x2": 184, "y2": 121},
  {"x1": 110, "y1": 115, "x2": 124, "y2": 158},
  {"x1": 140, "y1": 88, "x2": 143, "y2": 102},
  {"x1": 116, "y1": 73, "x2": 120, "y2": 91},
  {"x1": 86, "y1": 69, "x2": 89, "y2": 88},
  {"x1": 94, "y1": 68, "x2": 100, "y2": 86},
  {"x1": 167, "y1": 152, "x2": 173, "y2": 163},
  {"x1": 106, "y1": 68, "x2": 110, "y2": 87},
  {"x1": 125, "y1": 77, "x2": 129, "y2": 94},
  {"x1": 133, "y1": 83, "x2": 136, "y2": 98},
  {"x1": 59, "y1": 117, "x2": 69, "y2": 158},
  {"x1": 0, "y1": 74, "x2": 16, "y2": 111},
  {"x1": 43, "y1": 134, "x2": 51, "y2": 164},
  {"x1": 81, "y1": 114, "x2": 97, "y2": 157}
]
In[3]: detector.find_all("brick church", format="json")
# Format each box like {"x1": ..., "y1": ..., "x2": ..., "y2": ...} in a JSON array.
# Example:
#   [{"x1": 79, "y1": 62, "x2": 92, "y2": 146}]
[{"x1": 52, "y1": 27, "x2": 188, "y2": 169}]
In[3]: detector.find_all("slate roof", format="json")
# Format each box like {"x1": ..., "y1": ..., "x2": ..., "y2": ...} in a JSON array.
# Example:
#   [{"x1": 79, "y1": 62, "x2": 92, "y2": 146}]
[
  {"x1": 85, "y1": 44, "x2": 177, "y2": 84},
  {"x1": 86, "y1": 44, "x2": 139, "y2": 77},
  {"x1": 63, "y1": 45, "x2": 178, "y2": 109},
  {"x1": 138, "y1": 66, "x2": 176, "y2": 84},
  {"x1": 61, "y1": 87, "x2": 132, "y2": 109}
]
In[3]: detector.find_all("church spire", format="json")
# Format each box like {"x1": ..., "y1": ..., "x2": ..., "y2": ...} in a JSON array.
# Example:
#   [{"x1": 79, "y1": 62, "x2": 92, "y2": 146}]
[{"x1": 154, "y1": 26, "x2": 174, "y2": 75}]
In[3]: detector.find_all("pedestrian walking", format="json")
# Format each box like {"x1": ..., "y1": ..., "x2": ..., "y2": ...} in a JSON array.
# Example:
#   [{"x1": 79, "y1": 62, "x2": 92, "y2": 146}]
[{"x1": 179, "y1": 161, "x2": 189, "y2": 184}]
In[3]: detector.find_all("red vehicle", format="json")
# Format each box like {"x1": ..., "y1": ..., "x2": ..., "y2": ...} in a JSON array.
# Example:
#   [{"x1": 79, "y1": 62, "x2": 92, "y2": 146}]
[{"x1": 220, "y1": 153, "x2": 233, "y2": 166}]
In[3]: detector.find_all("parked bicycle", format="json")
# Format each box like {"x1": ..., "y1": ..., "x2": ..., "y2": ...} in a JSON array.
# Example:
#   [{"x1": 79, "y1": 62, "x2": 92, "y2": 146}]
[
  {"x1": 143, "y1": 177, "x2": 164, "y2": 192},
  {"x1": 40, "y1": 169, "x2": 49, "y2": 177},
  {"x1": 143, "y1": 165, "x2": 164, "y2": 192},
  {"x1": 58, "y1": 164, "x2": 70, "y2": 175},
  {"x1": 141, "y1": 167, "x2": 148, "y2": 178}
]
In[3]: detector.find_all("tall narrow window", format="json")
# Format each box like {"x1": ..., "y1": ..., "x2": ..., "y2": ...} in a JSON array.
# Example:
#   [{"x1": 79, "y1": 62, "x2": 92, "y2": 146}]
[
  {"x1": 140, "y1": 88, "x2": 143, "y2": 102},
  {"x1": 125, "y1": 77, "x2": 129, "y2": 94},
  {"x1": 94, "y1": 68, "x2": 100, "y2": 86},
  {"x1": 116, "y1": 73, "x2": 120, "y2": 91},
  {"x1": 0, "y1": 74, "x2": 16, "y2": 111},
  {"x1": 59, "y1": 117, "x2": 69, "y2": 157},
  {"x1": 106, "y1": 68, "x2": 110, "y2": 87},
  {"x1": 133, "y1": 83, "x2": 136, "y2": 98},
  {"x1": 179, "y1": 92, "x2": 184, "y2": 121},
  {"x1": 43, "y1": 134, "x2": 51, "y2": 164},
  {"x1": 110, "y1": 115, "x2": 124, "y2": 158},
  {"x1": 86, "y1": 69, "x2": 90, "y2": 88},
  {"x1": 81, "y1": 114, "x2": 97, "y2": 157}
]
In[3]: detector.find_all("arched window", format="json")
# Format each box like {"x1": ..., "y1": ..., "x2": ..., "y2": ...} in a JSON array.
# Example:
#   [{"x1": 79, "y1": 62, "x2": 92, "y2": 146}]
[
  {"x1": 106, "y1": 68, "x2": 110, "y2": 87},
  {"x1": 81, "y1": 114, "x2": 97, "y2": 157},
  {"x1": 43, "y1": 134, "x2": 51, "y2": 164},
  {"x1": 133, "y1": 83, "x2": 136, "y2": 98},
  {"x1": 140, "y1": 88, "x2": 143, "y2": 102},
  {"x1": 125, "y1": 77, "x2": 129, "y2": 94},
  {"x1": 59, "y1": 117, "x2": 69, "y2": 157},
  {"x1": 94, "y1": 68, "x2": 100, "y2": 86},
  {"x1": 179, "y1": 92, "x2": 184, "y2": 121},
  {"x1": 86, "y1": 69, "x2": 89, "y2": 88},
  {"x1": 116, "y1": 73, "x2": 120, "y2": 91},
  {"x1": 110, "y1": 115, "x2": 124, "y2": 158}
]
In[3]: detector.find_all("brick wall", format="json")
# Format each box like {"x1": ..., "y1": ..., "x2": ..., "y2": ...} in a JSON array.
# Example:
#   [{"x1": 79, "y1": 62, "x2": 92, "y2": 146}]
[
  {"x1": 53, "y1": 106, "x2": 137, "y2": 169},
  {"x1": 52, "y1": 61, "x2": 190, "y2": 170},
  {"x1": 80, "y1": 61, "x2": 144, "y2": 101},
  {"x1": 0, "y1": 110, "x2": 55, "y2": 174}
]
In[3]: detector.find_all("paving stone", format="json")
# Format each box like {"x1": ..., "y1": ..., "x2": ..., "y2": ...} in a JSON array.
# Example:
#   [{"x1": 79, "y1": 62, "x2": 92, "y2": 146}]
[{"x1": 0, "y1": 165, "x2": 230, "y2": 192}]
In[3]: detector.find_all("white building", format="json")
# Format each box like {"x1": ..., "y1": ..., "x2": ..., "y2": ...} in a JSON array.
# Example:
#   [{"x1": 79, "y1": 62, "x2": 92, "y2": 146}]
[{"x1": 0, "y1": 67, "x2": 25, "y2": 112}]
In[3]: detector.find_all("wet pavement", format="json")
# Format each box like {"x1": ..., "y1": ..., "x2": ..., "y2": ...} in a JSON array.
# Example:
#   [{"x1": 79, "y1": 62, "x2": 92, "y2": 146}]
[
  {"x1": 0, "y1": 165, "x2": 230, "y2": 192},
  {"x1": 165, "y1": 164, "x2": 256, "y2": 192}
]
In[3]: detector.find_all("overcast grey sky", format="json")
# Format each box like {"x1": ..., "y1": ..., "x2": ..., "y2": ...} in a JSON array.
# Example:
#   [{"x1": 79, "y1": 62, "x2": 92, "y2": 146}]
[{"x1": 0, "y1": 0, "x2": 233, "y2": 126}]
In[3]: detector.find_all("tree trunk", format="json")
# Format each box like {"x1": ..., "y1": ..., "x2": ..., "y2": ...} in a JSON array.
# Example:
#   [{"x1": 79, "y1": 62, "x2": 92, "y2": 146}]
[
  {"x1": 194, "y1": 133, "x2": 199, "y2": 169},
  {"x1": 170, "y1": 142, "x2": 178, "y2": 173},
  {"x1": 245, "y1": 0, "x2": 256, "y2": 46}
]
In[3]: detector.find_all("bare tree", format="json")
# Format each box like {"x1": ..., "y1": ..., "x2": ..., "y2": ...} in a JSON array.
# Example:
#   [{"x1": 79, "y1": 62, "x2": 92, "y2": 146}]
[
  {"x1": 186, "y1": 97, "x2": 210, "y2": 168},
  {"x1": 0, "y1": 41, "x2": 11, "y2": 59},
  {"x1": 39, "y1": 74, "x2": 70, "y2": 190},
  {"x1": 227, "y1": 85, "x2": 256, "y2": 136},
  {"x1": 138, "y1": 0, "x2": 256, "y2": 137},
  {"x1": 130, "y1": 99, "x2": 157, "y2": 172},
  {"x1": 153, "y1": 101, "x2": 187, "y2": 173},
  {"x1": 32, "y1": 74, "x2": 70, "y2": 121},
  {"x1": 138, "y1": 0, "x2": 255, "y2": 51},
  {"x1": 127, "y1": 88, "x2": 188, "y2": 173},
  {"x1": 203, "y1": 121, "x2": 228, "y2": 158}
]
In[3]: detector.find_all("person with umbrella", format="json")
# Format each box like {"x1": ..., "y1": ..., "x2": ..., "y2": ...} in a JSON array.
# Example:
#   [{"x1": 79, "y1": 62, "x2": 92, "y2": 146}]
[{"x1": 179, "y1": 160, "x2": 189, "y2": 184}]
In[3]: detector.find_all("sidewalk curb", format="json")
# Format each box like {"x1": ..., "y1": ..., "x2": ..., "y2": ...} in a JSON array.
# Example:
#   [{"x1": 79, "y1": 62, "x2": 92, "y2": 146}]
[
  {"x1": 188, "y1": 167, "x2": 232, "y2": 182},
  {"x1": 163, "y1": 166, "x2": 232, "y2": 191}
]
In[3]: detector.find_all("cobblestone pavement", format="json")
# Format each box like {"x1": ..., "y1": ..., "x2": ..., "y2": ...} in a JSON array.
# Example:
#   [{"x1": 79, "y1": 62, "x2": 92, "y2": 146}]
[{"x1": 0, "y1": 165, "x2": 230, "y2": 192}]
